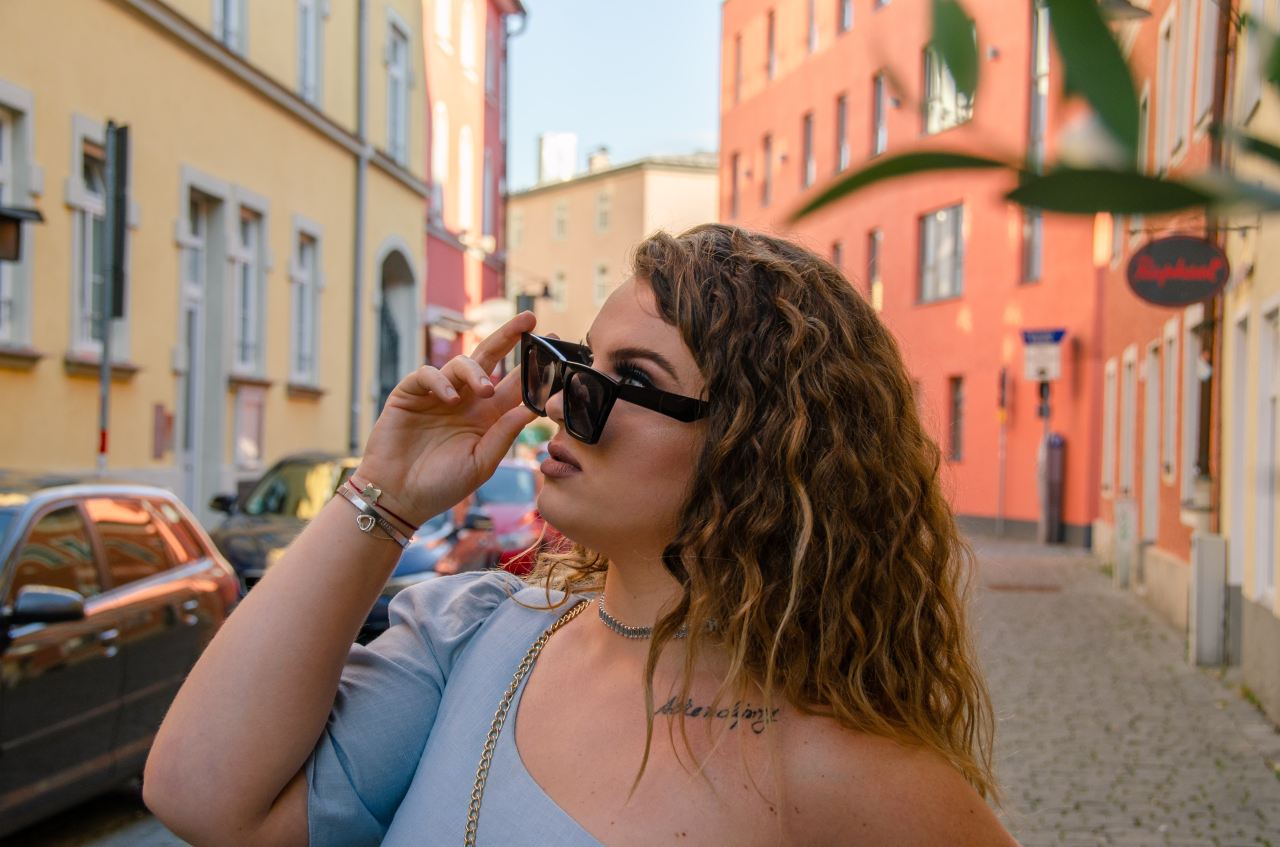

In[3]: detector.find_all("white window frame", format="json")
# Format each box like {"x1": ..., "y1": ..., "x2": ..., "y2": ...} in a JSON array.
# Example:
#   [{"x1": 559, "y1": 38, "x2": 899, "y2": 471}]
[
  {"x1": 1242, "y1": 0, "x2": 1266, "y2": 122},
  {"x1": 1029, "y1": 0, "x2": 1050, "y2": 171},
  {"x1": 1162, "y1": 317, "x2": 1179, "y2": 481},
  {"x1": 460, "y1": 0, "x2": 478, "y2": 77},
  {"x1": 761, "y1": 133, "x2": 773, "y2": 206},
  {"x1": 436, "y1": 0, "x2": 454, "y2": 52},
  {"x1": 485, "y1": 17, "x2": 500, "y2": 97},
  {"x1": 233, "y1": 383, "x2": 266, "y2": 470},
  {"x1": 0, "y1": 80, "x2": 41, "y2": 348},
  {"x1": 67, "y1": 114, "x2": 133, "y2": 360},
  {"x1": 807, "y1": 0, "x2": 818, "y2": 53},
  {"x1": 0, "y1": 110, "x2": 12, "y2": 342},
  {"x1": 919, "y1": 203, "x2": 964, "y2": 302},
  {"x1": 1194, "y1": 0, "x2": 1219, "y2": 127},
  {"x1": 552, "y1": 269, "x2": 567, "y2": 312},
  {"x1": 1259, "y1": 304, "x2": 1280, "y2": 605},
  {"x1": 839, "y1": 0, "x2": 853, "y2": 33},
  {"x1": 1120, "y1": 344, "x2": 1138, "y2": 496},
  {"x1": 482, "y1": 148, "x2": 495, "y2": 237},
  {"x1": 1132, "y1": 85, "x2": 1151, "y2": 243},
  {"x1": 868, "y1": 228, "x2": 883, "y2": 311},
  {"x1": 766, "y1": 9, "x2": 777, "y2": 81},
  {"x1": 729, "y1": 152, "x2": 740, "y2": 219},
  {"x1": 212, "y1": 0, "x2": 247, "y2": 54},
  {"x1": 734, "y1": 33, "x2": 743, "y2": 103},
  {"x1": 457, "y1": 125, "x2": 474, "y2": 232},
  {"x1": 289, "y1": 216, "x2": 324, "y2": 386},
  {"x1": 1156, "y1": 11, "x2": 1176, "y2": 171},
  {"x1": 1173, "y1": 0, "x2": 1194, "y2": 158},
  {"x1": 1181, "y1": 303, "x2": 1205, "y2": 501},
  {"x1": 553, "y1": 200, "x2": 567, "y2": 240},
  {"x1": 230, "y1": 191, "x2": 271, "y2": 377},
  {"x1": 801, "y1": 111, "x2": 815, "y2": 188},
  {"x1": 432, "y1": 102, "x2": 450, "y2": 210},
  {"x1": 595, "y1": 189, "x2": 611, "y2": 233},
  {"x1": 297, "y1": 0, "x2": 327, "y2": 106},
  {"x1": 385, "y1": 11, "x2": 412, "y2": 165},
  {"x1": 836, "y1": 93, "x2": 849, "y2": 171},
  {"x1": 1102, "y1": 357, "x2": 1118, "y2": 496},
  {"x1": 924, "y1": 48, "x2": 973, "y2": 134},
  {"x1": 593, "y1": 264, "x2": 610, "y2": 306},
  {"x1": 872, "y1": 72, "x2": 888, "y2": 156}
]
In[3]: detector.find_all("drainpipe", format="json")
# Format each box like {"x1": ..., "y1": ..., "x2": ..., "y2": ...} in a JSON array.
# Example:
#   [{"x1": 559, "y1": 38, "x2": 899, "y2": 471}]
[{"x1": 350, "y1": 0, "x2": 370, "y2": 455}]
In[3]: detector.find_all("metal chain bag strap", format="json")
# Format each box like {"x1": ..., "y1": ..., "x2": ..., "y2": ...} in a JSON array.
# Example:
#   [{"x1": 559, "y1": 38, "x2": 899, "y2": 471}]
[{"x1": 464, "y1": 598, "x2": 590, "y2": 846}]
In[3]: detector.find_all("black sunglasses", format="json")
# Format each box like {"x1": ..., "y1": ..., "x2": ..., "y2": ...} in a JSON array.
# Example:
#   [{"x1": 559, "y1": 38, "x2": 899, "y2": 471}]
[{"x1": 520, "y1": 332, "x2": 710, "y2": 445}]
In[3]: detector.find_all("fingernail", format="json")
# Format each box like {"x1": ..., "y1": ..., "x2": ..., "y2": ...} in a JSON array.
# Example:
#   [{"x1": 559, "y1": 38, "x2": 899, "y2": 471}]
[
  {"x1": 445, "y1": 386, "x2": 458, "y2": 399},
  {"x1": 480, "y1": 378, "x2": 492, "y2": 387}
]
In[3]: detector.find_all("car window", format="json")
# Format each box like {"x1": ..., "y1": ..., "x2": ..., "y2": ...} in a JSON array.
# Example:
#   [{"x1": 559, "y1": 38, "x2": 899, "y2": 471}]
[
  {"x1": 85, "y1": 498, "x2": 176, "y2": 588},
  {"x1": 7, "y1": 506, "x2": 100, "y2": 604},
  {"x1": 0, "y1": 509, "x2": 15, "y2": 547},
  {"x1": 243, "y1": 461, "x2": 343, "y2": 520},
  {"x1": 146, "y1": 499, "x2": 207, "y2": 563},
  {"x1": 476, "y1": 466, "x2": 536, "y2": 504}
]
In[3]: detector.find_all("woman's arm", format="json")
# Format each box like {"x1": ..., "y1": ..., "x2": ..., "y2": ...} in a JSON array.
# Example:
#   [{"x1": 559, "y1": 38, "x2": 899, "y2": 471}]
[{"x1": 144, "y1": 313, "x2": 538, "y2": 847}]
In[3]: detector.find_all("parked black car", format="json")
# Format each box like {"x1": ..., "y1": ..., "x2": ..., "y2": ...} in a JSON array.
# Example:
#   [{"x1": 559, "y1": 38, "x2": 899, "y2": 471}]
[
  {"x1": 0, "y1": 474, "x2": 240, "y2": 838},
  {"x1": 208, "y1": 453, "x2": 497, "y2": 641}
]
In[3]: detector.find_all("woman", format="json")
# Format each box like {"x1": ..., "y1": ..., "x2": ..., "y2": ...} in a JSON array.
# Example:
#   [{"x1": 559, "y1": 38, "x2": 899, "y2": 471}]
[{"x1": 146, "y1": 224, "x2": 1018, "y2": 846}]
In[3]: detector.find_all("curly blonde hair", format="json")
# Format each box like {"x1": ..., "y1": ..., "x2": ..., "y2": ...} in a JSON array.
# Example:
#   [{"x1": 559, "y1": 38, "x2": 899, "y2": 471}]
[{"x1": 525, "y1": 223, "x2": 997, "y2": 800}]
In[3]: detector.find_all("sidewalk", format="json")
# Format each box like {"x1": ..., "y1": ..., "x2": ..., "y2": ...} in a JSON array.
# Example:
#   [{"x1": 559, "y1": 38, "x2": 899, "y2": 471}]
[{"x1": 970, "y1": 535, "x2": 1280, "y2": 846}]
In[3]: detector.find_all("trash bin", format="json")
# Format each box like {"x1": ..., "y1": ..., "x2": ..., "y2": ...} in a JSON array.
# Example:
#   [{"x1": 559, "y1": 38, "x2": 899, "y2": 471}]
[{"x1": 1036, "y1": 432, "x2": 1065, "y2": 544}]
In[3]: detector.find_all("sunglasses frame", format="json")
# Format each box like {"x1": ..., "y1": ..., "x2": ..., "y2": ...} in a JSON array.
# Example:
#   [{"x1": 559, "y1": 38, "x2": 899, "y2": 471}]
[{"x1": 520, "y1": 332, "x2": 710, "y2": 445}]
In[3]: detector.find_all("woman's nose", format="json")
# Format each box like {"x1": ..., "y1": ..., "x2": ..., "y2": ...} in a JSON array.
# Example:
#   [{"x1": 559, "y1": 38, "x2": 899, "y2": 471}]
[{"x1": 544, "y1": 380, "x2": 566, "y2": 424}]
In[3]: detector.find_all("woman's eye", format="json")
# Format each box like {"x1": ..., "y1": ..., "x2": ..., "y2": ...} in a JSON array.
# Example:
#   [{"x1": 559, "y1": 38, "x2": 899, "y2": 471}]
[{"x1": 616, "y1": 363, "x2": 651, "y2": 388}]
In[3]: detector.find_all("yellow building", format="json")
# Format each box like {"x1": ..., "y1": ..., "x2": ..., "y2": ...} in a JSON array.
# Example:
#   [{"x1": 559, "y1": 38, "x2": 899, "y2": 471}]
[
  {"x1": 506, "y1": 152, "x2": 718, "y2": 341},
  {"x1": 0, "y1": 0, "x2": 428, "y2": 523},
  {"x1": 1222, "y1": 7, "x2": 1280, "y2": 724}
]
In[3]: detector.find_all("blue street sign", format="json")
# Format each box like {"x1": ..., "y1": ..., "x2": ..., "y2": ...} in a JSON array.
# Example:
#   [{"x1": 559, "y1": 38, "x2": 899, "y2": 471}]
[{"x1": 1022, "y1": 328, "x2": 1067, "y2": 345}]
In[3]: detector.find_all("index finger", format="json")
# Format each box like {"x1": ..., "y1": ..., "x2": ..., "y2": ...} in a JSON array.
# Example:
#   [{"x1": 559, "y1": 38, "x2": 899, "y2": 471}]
[{"x1": 468, "y1": 311, "x2": 537, "y2": 374}]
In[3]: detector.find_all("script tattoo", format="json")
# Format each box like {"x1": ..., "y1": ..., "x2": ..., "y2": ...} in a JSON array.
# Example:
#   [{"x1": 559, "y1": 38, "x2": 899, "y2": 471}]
[{"x1": 653, "y1": 697, "x2": 781, "y2": 734}]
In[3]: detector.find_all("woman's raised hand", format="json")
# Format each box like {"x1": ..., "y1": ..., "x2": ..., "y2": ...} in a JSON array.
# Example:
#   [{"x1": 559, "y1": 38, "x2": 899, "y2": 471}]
[{"x1": 354, "y1": 311, "x2": 538, "y2": 526}]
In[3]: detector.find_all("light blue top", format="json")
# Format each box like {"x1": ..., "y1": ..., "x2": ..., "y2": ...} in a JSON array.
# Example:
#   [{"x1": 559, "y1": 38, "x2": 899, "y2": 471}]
[{"x1": 306, "y1": 571, "x2": 602, "y2": 846}]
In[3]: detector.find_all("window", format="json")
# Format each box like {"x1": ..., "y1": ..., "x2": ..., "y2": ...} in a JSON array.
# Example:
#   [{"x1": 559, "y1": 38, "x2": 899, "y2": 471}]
[
  {"x1": 148, "y1": 498, "x2": 208, "y2": 563},
  {"x1": 1120, "y1": 349, "x2": 1137, "y2": 495},
  {"x1": 1243, "y1": 0, "x2": 1265, "y2": 119},
  {"x1": 432, "y1": 102, "x2": 450, "y2": 203},
  {"x1": 730, "y1": 152, "x2": 741, "y2": 219},
  {"x1": 290, "y1": 229, "x2": 320, "y2": 385},
  {"x1": 233, "y1": 209, "x2": 264, "y2": 374},
  {"x1": 1173, "y1": 0, "x2": 1194, "y2": 152},
  {"x1": 1133, "y1": 90, "x2": 1150, "y2": 236},
  {"x1": 1157, "y1": 16, "x2": 1175, "y2": 170},
  {"x1": 872, "y1": 73, "x2": 888, "y2": 156},
  {"x1": 875, "y1": 0, "x2": 890, "y2": 7},
  {"x1": 1195, "y1": 0, "x2": 1219, "y2": 124},
  {"x1": 298, "y1": 0, "x2": 322, "y2": 104},
  {"x1": 801, "y1": 112, "x2": 815, "y2": 188},
  {"x1": 1102, "y1": 359, "x2": 1118, "y2": 493},
  {"x1": 831, "y1": 240, "x2": 843, "y2": 269},
  {"x1": 1029, "y1": 0, "x2": 1049, "y2": 171},
  {"x1": 839, "y1": 0, "x2": 853, "y2": 33},
  {"x1": 1111, "y1": 212, "x2": 1126, "y2": 265},
  {"x1": 387, "y1": 21, "x2": 410, "y2": 164},
  {"x1": 510, "y1": 209, "x2": 523, "y2": 249},
  {"x1": 8, "y1": 506, "x2": 100, "y2": 602},
  {"x1": 243, "y1": 460, "x2": 348, "y2": 520},
  {"x1": 808, "y1": 0, "x2": 818, "y2": 53},
  {"x1": 593, "y1": 264, "x2": 610, "y2": 305},
  {"x1": 482, "y1": 149, "x2": 495, "y2": 237},
  {"x1": 0, "y1": 110, "x2": 11, "y2": 342},
  {"x1": 485, "y1": 18, "x2": 500, "y2": 96},
  {"x1": 835, "y1": 94, "x2": 849, "y2": 171},
  {"x1": 919, "y1": 205, "x2": 964, "y2": 302},
  {"x1": 1022, "y1": 209, "x2": 1043, "y2": 283},
  {"x1": 948, "y1": 376, "x2": 964, "y2": 461},
  {"x1": 436, "y1": 0, "x2": 453, "y2": 50},
  {"x1": 458, "y1": 125, "x2": 474, "y2": 231},
  {"x1": 1163, "y1": 327, "x2": 1178, "y2": 476},
  {"x1": 552, "y1": 270, "x2": 567, "y2": 311},
  {"x1": 1181, "y1": 313, "x2": 1204, "y2": 495},
  {"x1": 234, "y1": 383, "x2": 266, "y2": 470},
  {"x1": 734, "y1": 33, "x2": 743, "y2": 103},
  {"x1": 924, "y1": 48, "x2": 973, "y2": 133},
  {"x1": 553, "y1": 201, "x2": 567, "y2": 240},
  {"x1": 868, "y1": 228, "x2": 883, "y2": 311},
  {"x1": 767, "y1": 10, "x2": 777, "y2": 80},
  {"x1": 595, "y1": 190, "x2": 611, "y2": 233},
  {"x1": 761, "y1": 134, "x2": 773, "y2": 206},
  {"x1": 460, "y1": 0, "x2": 477, "y2": 75},
  {"x1": 213, "y1": 0, "x2": 245, "y2": 53},
  {"x1": 72, "y1": 140, "x2": 111, "y2": 354},
  {"x1": 86, "y1": 498, "x2": 174, "y2": 588}
]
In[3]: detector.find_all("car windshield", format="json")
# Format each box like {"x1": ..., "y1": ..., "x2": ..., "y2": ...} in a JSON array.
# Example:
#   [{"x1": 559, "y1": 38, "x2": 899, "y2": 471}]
[
  {"x1": 476, "y1": 466, "x2": 536, "y2": 505},
  {"x1": 242, "y1": 461, "x2": 349, "y2": 519}
]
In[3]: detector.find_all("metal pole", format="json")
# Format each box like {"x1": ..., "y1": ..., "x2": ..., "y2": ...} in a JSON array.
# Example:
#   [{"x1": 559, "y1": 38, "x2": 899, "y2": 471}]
[
  {"x1": 96, "y1": 122, "x2": 118, "y2": 474},
  {"x1": 350, "y1": 0, "x2": 369, "y2": 455}
]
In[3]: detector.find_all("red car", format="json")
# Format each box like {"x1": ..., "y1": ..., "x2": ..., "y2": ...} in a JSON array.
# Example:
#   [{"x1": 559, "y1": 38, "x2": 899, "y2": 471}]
[{"x1": 474, "y1": 459, "x2": 564, "y2": 574}]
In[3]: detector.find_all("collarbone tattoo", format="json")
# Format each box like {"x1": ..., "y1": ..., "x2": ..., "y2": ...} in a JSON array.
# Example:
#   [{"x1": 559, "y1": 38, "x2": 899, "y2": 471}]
[{"x1": 653, "y1": 697, "x2": 781, "y2": 734}]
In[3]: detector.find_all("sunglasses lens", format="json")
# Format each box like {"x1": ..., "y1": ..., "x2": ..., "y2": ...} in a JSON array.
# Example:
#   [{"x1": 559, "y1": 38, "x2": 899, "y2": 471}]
[
  {"x1": 524, "y1": 340, "x2": 559, "y2": 412},
  {"x1": 564, "y1": 369, "x2": 608, "y2": 442}
]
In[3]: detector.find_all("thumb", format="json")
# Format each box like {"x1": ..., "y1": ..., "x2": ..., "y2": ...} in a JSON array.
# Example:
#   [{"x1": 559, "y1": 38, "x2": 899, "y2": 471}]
[{"x1": 476, "y1": 404, "x2": 539, "y2": 474}]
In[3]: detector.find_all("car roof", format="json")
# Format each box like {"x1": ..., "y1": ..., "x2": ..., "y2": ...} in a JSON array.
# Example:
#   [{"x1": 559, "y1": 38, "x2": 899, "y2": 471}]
[{"x1": 0, "y1": 473, "x2": 188, "y2": 514}]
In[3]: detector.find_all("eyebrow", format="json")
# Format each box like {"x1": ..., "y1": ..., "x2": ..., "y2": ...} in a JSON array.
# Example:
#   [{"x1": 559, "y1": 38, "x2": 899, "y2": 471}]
[{"x1": 584, "y1": 334, "x2": 682, "y2": 385}]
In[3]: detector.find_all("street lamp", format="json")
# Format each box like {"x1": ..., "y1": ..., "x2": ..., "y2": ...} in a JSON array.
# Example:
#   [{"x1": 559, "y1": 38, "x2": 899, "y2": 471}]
[
  {"x1": 0, "y1": 205, "x2": 43, "y2": 262},
  {"x1": 1099, "y1": 0, "x2": 1152, "y2": 21}
]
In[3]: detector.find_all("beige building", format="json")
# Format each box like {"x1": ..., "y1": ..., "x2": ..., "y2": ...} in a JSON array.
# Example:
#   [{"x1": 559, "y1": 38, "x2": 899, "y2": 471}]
[
  {"x1": 506, "y1": 153, "x2": 718, "y2": 341},
  {"x1": 0, "y1": 0, "x2": 428, "y2": 523}
]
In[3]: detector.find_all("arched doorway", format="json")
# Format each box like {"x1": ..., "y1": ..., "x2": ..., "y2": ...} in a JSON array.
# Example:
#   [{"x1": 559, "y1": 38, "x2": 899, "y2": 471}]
[{"x1": 377, "y1": 249, "x2": 416, "y2": 416}]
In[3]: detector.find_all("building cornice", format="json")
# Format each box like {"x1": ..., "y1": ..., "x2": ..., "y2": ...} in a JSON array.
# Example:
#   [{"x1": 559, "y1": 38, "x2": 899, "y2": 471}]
[
  {"x1": 118, "y1": 0, "x2": 428, "y2": 198},
  {"x1": 509, "y1": 155, "x2": 718, "y2": 201}
]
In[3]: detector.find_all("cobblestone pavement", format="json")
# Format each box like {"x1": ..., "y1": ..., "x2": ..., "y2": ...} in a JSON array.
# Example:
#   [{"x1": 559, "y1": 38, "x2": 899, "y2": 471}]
[{"x1": 972, "y1": 535, "x2": 1280, "y2": 847}]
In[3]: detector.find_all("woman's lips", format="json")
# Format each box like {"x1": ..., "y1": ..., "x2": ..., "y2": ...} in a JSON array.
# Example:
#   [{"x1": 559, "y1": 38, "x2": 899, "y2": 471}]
[
  {"x1": 542, "y1": 439, "x2": 582, "y2": 479},
  {"x1": 547, "y1": 440, "x2": 582, "y2": 470}
]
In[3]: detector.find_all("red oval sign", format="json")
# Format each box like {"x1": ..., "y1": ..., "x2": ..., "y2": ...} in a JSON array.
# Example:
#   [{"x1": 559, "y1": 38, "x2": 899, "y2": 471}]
[{"x1": 1125, "y1": 235, "x2": 1230, "y2": 308}]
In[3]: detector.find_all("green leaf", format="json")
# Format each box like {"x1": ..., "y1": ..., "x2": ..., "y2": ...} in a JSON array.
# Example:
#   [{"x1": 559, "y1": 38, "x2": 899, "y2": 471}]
[
  {"x1": 930, "y1": 0, "x2": 979, "y2": 100},
  {"x1": 789, "y1": 151, "x2": 1011, "y2": 222},
  {"x1": 1045, "y1": 0, "x2": 1140, "y2": 164},
  {"x1": 1005, "y1": 168, "x2": 1216, "y2": 214},
  {"x1": 1212, "y1": 124, "x2": 1280, "y2": 167}
]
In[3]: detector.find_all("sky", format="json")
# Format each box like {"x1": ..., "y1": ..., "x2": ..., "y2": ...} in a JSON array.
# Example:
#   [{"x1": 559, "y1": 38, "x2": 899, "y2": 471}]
[{"x1": 507, "y1": 0, "x2": 722, "y2": 191}]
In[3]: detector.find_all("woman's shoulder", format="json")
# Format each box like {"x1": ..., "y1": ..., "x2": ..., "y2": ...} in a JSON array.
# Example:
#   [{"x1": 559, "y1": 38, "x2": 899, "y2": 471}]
[{"x1": 779, "y1": 715, "x2": 1016, "y2": 847}]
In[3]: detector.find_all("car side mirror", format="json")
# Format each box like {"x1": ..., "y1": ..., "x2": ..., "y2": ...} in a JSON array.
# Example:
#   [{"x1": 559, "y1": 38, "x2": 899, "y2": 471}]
[
  {"x1": 5, "y1": 585, "x2": 86, "y2": 626},
  {"x1": 463, "y1": 511, "x2": 494, "y2": 532},
  {"x1": 209, "y1": 493, "x2": 238, "y2": 514}
]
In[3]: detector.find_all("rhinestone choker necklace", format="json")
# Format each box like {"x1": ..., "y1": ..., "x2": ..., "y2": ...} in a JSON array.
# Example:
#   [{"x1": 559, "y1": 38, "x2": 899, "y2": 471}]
[{"x1": 596, "y1": 597, "x2": 689, "y2": 640}]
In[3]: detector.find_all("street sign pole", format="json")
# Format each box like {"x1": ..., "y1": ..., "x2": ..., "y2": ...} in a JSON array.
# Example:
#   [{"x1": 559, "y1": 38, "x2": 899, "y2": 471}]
[{"x1": 97, "y1": 122, "x2": 128, "y2": 473}]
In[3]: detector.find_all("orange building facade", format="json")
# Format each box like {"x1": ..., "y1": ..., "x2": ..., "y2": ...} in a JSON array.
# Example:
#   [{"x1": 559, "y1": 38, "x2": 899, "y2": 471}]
[{"x1": 719, "y1": 0, "x2": 1100, "y2": 545}]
